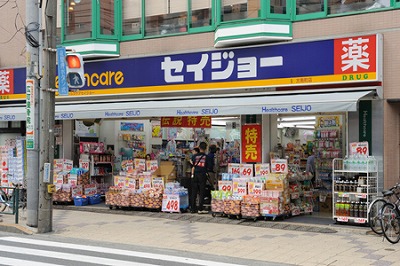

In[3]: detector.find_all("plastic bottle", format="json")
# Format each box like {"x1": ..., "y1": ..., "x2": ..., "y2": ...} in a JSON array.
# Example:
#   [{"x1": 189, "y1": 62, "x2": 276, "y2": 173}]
[
  {"x1": 350, "y1": 201, "x2": 355, "y2": 217},
  {"x1": 344, "y1": 201, "x2": 350, "y2": 216},
  {"x1": 354, "y1": 202, "x2": 360, "y2": 218},
  {"x1": 335, "y1": 200, "x2": 341, "y2": 216},
  {"x1": 348, "y1": 155, "x2": 354, "y2": 171}
]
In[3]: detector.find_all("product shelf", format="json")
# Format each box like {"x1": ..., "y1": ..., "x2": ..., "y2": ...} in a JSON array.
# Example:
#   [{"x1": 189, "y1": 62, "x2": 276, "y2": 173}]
[{"x1": 332, "y1": 156, "x2": 378, "y2": 225}]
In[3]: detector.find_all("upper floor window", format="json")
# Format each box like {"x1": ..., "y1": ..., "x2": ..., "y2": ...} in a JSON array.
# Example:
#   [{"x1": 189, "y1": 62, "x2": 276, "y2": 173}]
[
  {"x1": 270, "y1": 0, "x2": 287, "y2": 14},
  {"x1": 221, "y1": 0, "x2": 261, "y2": 22},
  {"x1": 221, "y1": 0, "x2": 248, "y2": 21},
  {"x1": 145, "y1": 0, "x2": 188, "y2": 36},
  {"x1": 191, "y1": 0, "x2": 212, "y2": 28},
  {"x1": 100, "y1": 0, "x2": 115, "y2": 35},
  {"x1": 296, "y1": 0, "x2": 324, "y2": 15},
  {"x1": 64, "y1": 0, "x2": 92, "y2": 41},
  {"x1": 328, "y1": 0, "x2": 390, "y2": 14},
  {"x1": 122, "y1": 0, "x2": 142, "y2": 36}
]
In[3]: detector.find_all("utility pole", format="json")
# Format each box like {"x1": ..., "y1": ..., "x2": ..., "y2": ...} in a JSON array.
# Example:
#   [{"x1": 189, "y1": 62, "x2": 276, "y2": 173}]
[
  {"x1": 25, "y1": 0, "x2": 40, "y2": 228},
  {"x1": 37, "y1": 0, "x2": 57, "y2": 233}
]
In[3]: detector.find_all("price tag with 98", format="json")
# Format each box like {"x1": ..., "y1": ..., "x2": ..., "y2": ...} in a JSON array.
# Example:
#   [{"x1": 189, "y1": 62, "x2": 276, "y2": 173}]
[{"x1": 162, "y1": 194, "x2": 180, "y2": 213}]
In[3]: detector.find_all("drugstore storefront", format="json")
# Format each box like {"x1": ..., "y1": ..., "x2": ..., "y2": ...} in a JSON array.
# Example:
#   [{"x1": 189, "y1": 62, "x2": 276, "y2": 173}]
[{"x1": 0, "y1": 33, "x2": 384, "y2": 192}]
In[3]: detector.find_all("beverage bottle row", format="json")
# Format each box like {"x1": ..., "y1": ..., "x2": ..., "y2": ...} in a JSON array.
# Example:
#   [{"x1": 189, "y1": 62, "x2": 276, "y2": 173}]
[
  {"x1": 343, "y1": 155, "x2": 377, "y2": 172},
  {"x1": 335, "y1": 200, "x2": 368, "y2": 218}
]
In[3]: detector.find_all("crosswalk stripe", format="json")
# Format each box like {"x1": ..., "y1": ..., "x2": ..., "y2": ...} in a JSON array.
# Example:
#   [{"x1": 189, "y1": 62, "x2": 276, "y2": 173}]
[
  {"x1": 0, "y1": 257, "x2": 63, "y2": 266},
  {"x1": 0, "y1": 244, "x2": 156, "y2": 266},
  {"x1": 2, "y1": 237, "x2": 245, "y2": 266}
]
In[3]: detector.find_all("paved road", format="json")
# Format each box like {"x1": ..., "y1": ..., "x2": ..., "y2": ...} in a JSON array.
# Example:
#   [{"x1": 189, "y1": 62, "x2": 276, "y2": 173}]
[{"x1": 0, "y1": 235, "x2": 283, "y2": 266}]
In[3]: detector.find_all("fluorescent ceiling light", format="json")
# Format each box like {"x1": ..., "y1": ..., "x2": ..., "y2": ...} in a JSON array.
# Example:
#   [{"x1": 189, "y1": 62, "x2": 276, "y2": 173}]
[
  {"x1": 279, "y1": 121, "x2": 315, "y2": 126},
  {"x1": 278, "y1": 116, "x2": 316, "y2": 122},
  {"x1": 212, "y1": 116, "x2": 239, "y2": 120},
  {"x1": 212, "y1": 121, "x2": 227, "y2": 126}
]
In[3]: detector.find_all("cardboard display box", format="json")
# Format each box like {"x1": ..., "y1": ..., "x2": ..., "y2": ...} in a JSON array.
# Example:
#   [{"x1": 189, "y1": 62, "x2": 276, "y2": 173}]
[{"x1": 153, "y1": 161, "x2": 176, "y2": 182}]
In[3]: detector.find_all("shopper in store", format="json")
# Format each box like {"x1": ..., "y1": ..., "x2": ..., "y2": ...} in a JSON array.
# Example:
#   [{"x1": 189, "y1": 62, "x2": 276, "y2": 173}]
[
  {"x1": 306, "y1": 150, "x2": 316, "y2": 186},
  {"x1": 189, "y1": 147, "x2": 200, "y2": 177},
  {"x1": 190, "y1": 142, "x2": 209, "y2": 214},
  {"x1": 145, "y1": 154, "x2": 151, "y2": 161}
]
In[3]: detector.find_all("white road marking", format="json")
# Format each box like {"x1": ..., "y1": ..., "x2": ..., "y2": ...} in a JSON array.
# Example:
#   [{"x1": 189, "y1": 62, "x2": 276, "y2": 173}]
[
  {"x1": 1, "y1": 237, "x2": 245, "y2": 266},
  {"x1": 0, "y1": 257, "x2": 63, "y2": 266}
]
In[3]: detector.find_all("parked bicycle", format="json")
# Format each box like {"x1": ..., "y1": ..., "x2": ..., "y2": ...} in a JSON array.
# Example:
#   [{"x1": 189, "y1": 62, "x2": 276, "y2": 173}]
[
  {"x1": 0, "y1": 183, "x2": 27, "y2": 214},
  {"x1": 380, "y1": 190, "x2": 400, "y2": 244},
  {"x1": 368, "y1": 183, "x2": 400, "y2": 235}
]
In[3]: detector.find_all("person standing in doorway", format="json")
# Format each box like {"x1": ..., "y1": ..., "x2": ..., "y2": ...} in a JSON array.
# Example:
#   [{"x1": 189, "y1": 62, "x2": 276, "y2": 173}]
[
  {"x1": 190, "y1": 142, "x2": 208, "y2": 214},
  {"x1": 306, "y1": 150, "x2": 316, "y2": 186}
]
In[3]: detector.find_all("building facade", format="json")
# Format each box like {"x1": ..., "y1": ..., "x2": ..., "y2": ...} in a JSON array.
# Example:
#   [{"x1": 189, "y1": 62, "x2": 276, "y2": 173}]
[{"x1": 0, "y1": 1, "x2": 399, "y2": 190}]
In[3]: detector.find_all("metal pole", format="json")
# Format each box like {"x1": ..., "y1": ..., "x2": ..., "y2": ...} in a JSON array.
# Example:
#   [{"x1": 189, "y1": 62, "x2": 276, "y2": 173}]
[
  {"x1": 25, "y1": 0, "x2": 40, "y2": 228},
  {"x1": 38, "y1": 0, "x2": 57, "y2": 233}
]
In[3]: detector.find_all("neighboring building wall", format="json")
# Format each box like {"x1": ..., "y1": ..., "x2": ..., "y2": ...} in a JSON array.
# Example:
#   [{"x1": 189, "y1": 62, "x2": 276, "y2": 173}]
[
  {"x1": 384, "y1": 102, "x2": 400, "y2": 187},
  {"x1": 120, "y1": 32, "x2": 215, "y2": 57},
  {"x1": 0, "y1": 0, "x2": 26, "y2": 68}
]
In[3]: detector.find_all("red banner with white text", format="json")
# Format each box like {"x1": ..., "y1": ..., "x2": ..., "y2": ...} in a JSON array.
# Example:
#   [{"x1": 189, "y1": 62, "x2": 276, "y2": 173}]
[{"x1": 241, "y1": 124, "x2": 262, "y2": 163}]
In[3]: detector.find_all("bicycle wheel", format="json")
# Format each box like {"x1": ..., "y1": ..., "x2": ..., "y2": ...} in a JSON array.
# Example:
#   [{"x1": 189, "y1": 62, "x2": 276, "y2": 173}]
[
  {"x1": 0, "y1": 189, "x2": 8, "y2": 212},
  {"x1": 380, "y1": 203, "x2": 400, "y2": 244},
  {"x1": 368, "y1": 198, "x2": 387, "y2": 235}
]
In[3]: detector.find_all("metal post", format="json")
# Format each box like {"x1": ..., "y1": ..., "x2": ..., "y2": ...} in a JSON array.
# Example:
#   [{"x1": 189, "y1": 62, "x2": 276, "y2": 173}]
[
  {"x1": 14, "y1": 188, "x2": 19, "y2": 224},
  {"x1": 26, "y1": 0, "x2": 40, "y2": 228},
  {"x1": 38, "y1": 0, "x2": 57, "y2": 233}
]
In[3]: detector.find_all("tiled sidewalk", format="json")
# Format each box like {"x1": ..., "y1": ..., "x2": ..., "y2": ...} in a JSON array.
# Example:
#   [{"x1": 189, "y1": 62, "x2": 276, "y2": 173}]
[{"x1": 1, "y1": 206, "x2": 398, "y2": 265}]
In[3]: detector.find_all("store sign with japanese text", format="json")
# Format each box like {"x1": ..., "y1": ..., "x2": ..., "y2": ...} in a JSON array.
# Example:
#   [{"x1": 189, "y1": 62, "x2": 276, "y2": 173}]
[
  {"x1": 241, "y1": 124, "x2": 261, "y2": 163},
  {"x1": 161, "y1": 116, "x2": 211, "y2": 128},
  {"x1": 2, "y1": 34, "x2": 382, "y2": 102}
]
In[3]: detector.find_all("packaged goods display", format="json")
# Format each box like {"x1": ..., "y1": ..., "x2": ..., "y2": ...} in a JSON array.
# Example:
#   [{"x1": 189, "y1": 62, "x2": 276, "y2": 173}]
[
  {"x1": 53, "y1": 185, "x2": 73, "y2": 203},
  {"x1": 223, "y1": 196, "x2": 242, "y2": 218},
  {"x1": 241, "y1": 195, "x2": 261, "y2": 220},
  {"x1": 211, "y1": 190, "x2": 233, "y2": 216},
  {"x1": 144, "y1": 187, "x2": 163, "y2": 209},
  {"x1": 130, "y1": 191, "x2": 145, "y2": 208},
  {"x1": 53, "y1": 160, "x2": 92, "y2": 203},
  {"x1": 288, "y1": 171, "x2": 314, "y2": 216}
]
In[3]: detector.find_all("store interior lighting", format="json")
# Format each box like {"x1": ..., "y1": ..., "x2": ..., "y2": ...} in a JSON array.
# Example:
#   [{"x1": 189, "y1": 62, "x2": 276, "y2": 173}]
[
  {"x1": 277, "y1": 115, "x2": 316, "y2": 130},
  {"x1": 211, "y1": 115, "x2": 316, "y2": 129},
  {"x1": 212, "y1": 116, "x2": 240, "y2": 126}
]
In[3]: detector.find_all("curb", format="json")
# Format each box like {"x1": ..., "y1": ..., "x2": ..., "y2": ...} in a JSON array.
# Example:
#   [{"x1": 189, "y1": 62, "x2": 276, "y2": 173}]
[{"x1": 0, "y1": 222, "x2": 34, "y2": 235}]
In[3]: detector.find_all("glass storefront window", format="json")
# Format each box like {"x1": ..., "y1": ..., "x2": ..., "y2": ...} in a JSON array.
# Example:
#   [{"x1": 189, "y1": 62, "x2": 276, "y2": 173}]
[
  {"x1": 191, "y1": 0, "x2": 212, "y2": 28},
  {"x1": 100, "y1": 0, "x2": 115, "y2": 35},
  {"x1": 122, "y1": 0, "x2": 142, "y2": 36},
  {"x1": 64, "y1": 0, "x2": 92, "y2": 41},
  {"x1": 296, "y1": 0, "x2": 324, "y2": 15},
  {"x1": 328, "y1": 0, "x2": 390, "y2": 15},
  {"x1": 221, "y1": 0, "x2": 248, "y2": 22},
  {"x1": 270, "y1": 0, "x2": 287, "y2": 14},
  {"x1": 145, "y1": 0, "x2": 188, "y2": 36}
]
